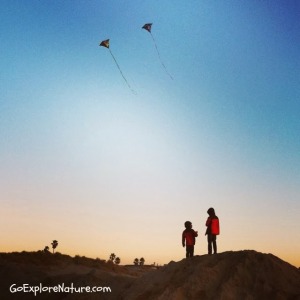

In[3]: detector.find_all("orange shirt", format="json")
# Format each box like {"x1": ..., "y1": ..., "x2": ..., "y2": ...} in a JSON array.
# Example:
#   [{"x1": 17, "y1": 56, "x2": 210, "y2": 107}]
[
  {"x1": 206, "y1": 217, "x2": 220, "y2": 235},
  {"x1": 182, "y1": 229, "x2": 198, "y2": 246}
]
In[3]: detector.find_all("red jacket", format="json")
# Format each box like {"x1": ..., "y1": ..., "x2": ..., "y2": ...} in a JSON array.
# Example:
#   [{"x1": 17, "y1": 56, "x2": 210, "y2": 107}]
[
  {"x1": 206, "y1": 217, "x2": 220, "y2": 235},
  {"x1": 182, "y1": 229, "x2": 198, "y2": 246}
]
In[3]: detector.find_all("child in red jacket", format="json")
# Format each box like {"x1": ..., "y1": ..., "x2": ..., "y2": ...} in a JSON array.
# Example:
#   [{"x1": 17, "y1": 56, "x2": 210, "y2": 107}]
[
  {"x1": 205, "y1": 207, "x2": 220, "y2": 254},
  {"x1": 182, "y1": 221, "x2": 198, "y2": 258}
]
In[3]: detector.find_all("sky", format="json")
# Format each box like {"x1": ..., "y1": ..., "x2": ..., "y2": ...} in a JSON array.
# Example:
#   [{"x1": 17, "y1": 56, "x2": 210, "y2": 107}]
[{"x1": 1, "y1": 0, "x2": 300, "y2": 267}]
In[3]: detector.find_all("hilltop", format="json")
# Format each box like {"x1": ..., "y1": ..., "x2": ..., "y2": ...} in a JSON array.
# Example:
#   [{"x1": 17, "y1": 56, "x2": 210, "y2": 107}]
[
  {"x1": 124, "y1": 250, "x2": 300, "y2": 300},
  {"x1": 0, "y1": 250, "x2": 299, "y2": 299}
]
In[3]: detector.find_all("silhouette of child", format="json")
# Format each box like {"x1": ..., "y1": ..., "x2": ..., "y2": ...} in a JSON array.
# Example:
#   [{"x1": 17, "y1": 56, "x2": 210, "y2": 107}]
[
  {"x1": 205, "y1": 207, "x2": 220, "y2": 254},
  {"x1": 182, "y1": 221, "x2": 198, "y2": 258}
]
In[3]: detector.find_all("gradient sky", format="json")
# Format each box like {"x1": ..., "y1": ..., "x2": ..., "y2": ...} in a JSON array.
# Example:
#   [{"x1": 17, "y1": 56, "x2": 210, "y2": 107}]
[{"x1": 1, "y1": 0, "x2": 299, "y2": 267}]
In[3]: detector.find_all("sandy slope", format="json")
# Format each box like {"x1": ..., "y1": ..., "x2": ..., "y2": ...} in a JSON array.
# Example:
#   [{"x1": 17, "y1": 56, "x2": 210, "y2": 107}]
[
  {"x1": 123, "y1": 251, "x2": 300, "y2": 300},
  {"x1": 0, "y1": 250, "x2": 299, "y2": 300}
]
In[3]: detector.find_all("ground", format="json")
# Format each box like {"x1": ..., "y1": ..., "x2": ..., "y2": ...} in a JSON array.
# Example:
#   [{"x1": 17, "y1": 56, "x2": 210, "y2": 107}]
[{"x1": 1, "y1": 250, "x2": 299, "y2": 299}]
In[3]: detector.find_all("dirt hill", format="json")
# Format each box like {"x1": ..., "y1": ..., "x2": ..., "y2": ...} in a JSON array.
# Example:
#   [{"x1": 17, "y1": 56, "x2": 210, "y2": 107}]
[
  {"x1": 124, "y1": 250, "x2": 300, "y2": 300},
  {"x1": 0, "y1": 250, "x2": 299, "y2": 299}
]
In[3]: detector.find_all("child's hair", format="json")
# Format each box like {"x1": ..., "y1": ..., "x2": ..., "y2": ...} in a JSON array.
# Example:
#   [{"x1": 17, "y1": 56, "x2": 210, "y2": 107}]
[
  {"x1": 184, "y1": 221, "x2": 192, "y2": 229},
  {"x1": 207, "y1": 207, "x2": 215, "y2": 216}
]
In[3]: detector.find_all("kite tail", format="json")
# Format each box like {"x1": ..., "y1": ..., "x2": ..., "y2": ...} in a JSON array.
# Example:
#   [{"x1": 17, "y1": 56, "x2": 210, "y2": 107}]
[
  {"x1": 109, "y1": 49, "x2": 137, "y2": 94},
  {"x1": 150, "y1": 33, "x2": 173, "y2": 80}
]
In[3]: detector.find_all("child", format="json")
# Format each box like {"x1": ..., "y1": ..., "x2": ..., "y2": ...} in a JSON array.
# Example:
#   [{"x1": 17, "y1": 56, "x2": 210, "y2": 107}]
[
  {"x1": 205, "y1": 207, "x2": 220, "y2": 254},
  {"x1": 182, "y1": 221, "x2": 198, "y2": 258}
]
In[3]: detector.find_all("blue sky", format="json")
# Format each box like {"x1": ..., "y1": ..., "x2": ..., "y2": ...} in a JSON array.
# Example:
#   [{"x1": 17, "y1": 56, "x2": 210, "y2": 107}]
[{"x1": 1, "y1": 0, "x2": 300, "y2": 266}]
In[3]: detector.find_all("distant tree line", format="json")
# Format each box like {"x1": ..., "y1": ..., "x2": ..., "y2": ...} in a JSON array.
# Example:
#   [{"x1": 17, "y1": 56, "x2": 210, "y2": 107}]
[
  {"x1": 43, "y1": 245, "x2": 148, "y2": 267},
  {"x1": 134, "y1": 257, "x2": 145, "y2": 266},
  {"x1": 43, "y1": 240, "x2": 58, "y2": 254},
  {"x1": 109, "y1": 253, "x2": 121, "y2": 264}
]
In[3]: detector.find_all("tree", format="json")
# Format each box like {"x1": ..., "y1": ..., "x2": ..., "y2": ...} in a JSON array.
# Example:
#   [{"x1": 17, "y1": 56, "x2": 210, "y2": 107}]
[
  {"x1": 133, "y1": 258, "x2": 139, "y2": 266},
  {"x1": 115, "y1": 257, "x2": 121, "y2": 265},
  {"x1": 51, "y1": 240, "x2": 58, "y2": 253},
  {"x1": 44, "y1": 246, "x2": 50, "y2": 253},
  {"x1": 139, "y1": 257, "x2": 145, "y2": 266},
  {"x1": 109, "y1": 253, "x2": 116, "y2": 262}
]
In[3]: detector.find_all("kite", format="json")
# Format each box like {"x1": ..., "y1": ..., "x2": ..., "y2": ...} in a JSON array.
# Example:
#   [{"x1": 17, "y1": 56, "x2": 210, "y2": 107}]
[
  {"x1": 99, "y1": 39, "x2": 136, "y2": 94},
  {"x1": 142, "y1": 23, "x2": 173, "y2": 80}
]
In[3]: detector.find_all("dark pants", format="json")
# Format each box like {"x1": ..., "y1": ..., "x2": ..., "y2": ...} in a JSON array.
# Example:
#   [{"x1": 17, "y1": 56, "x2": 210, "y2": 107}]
[
  {"x1": 207, "y1": 234, "x2": 217, "y2": 254},
  {"x1": 186, "y1": 245, "x2": 194, "y2": 258}
]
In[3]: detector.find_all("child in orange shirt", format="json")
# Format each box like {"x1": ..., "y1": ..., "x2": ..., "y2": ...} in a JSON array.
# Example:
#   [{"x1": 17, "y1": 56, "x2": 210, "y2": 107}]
[
  {"x1": 205, "y1": 207, "x2": 220, "y2": 254},
  {"x1": 182, "y1": 221, "x2": 198, "y2": 258}
]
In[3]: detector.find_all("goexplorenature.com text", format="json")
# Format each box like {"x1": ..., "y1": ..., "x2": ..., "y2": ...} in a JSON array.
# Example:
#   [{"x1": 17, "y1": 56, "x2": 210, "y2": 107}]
[{"x1": 10, "y1": 283, "x2": 112, "y2": 296}]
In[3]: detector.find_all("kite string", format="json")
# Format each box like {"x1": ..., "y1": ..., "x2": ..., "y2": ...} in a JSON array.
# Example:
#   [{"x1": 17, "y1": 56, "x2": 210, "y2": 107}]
[
  {"x1": 109, "y1": 49, "x2": 137, "y2": 94},
  {"x1": 150, "y1": 32, "x2": 173, "y2": 80}
]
